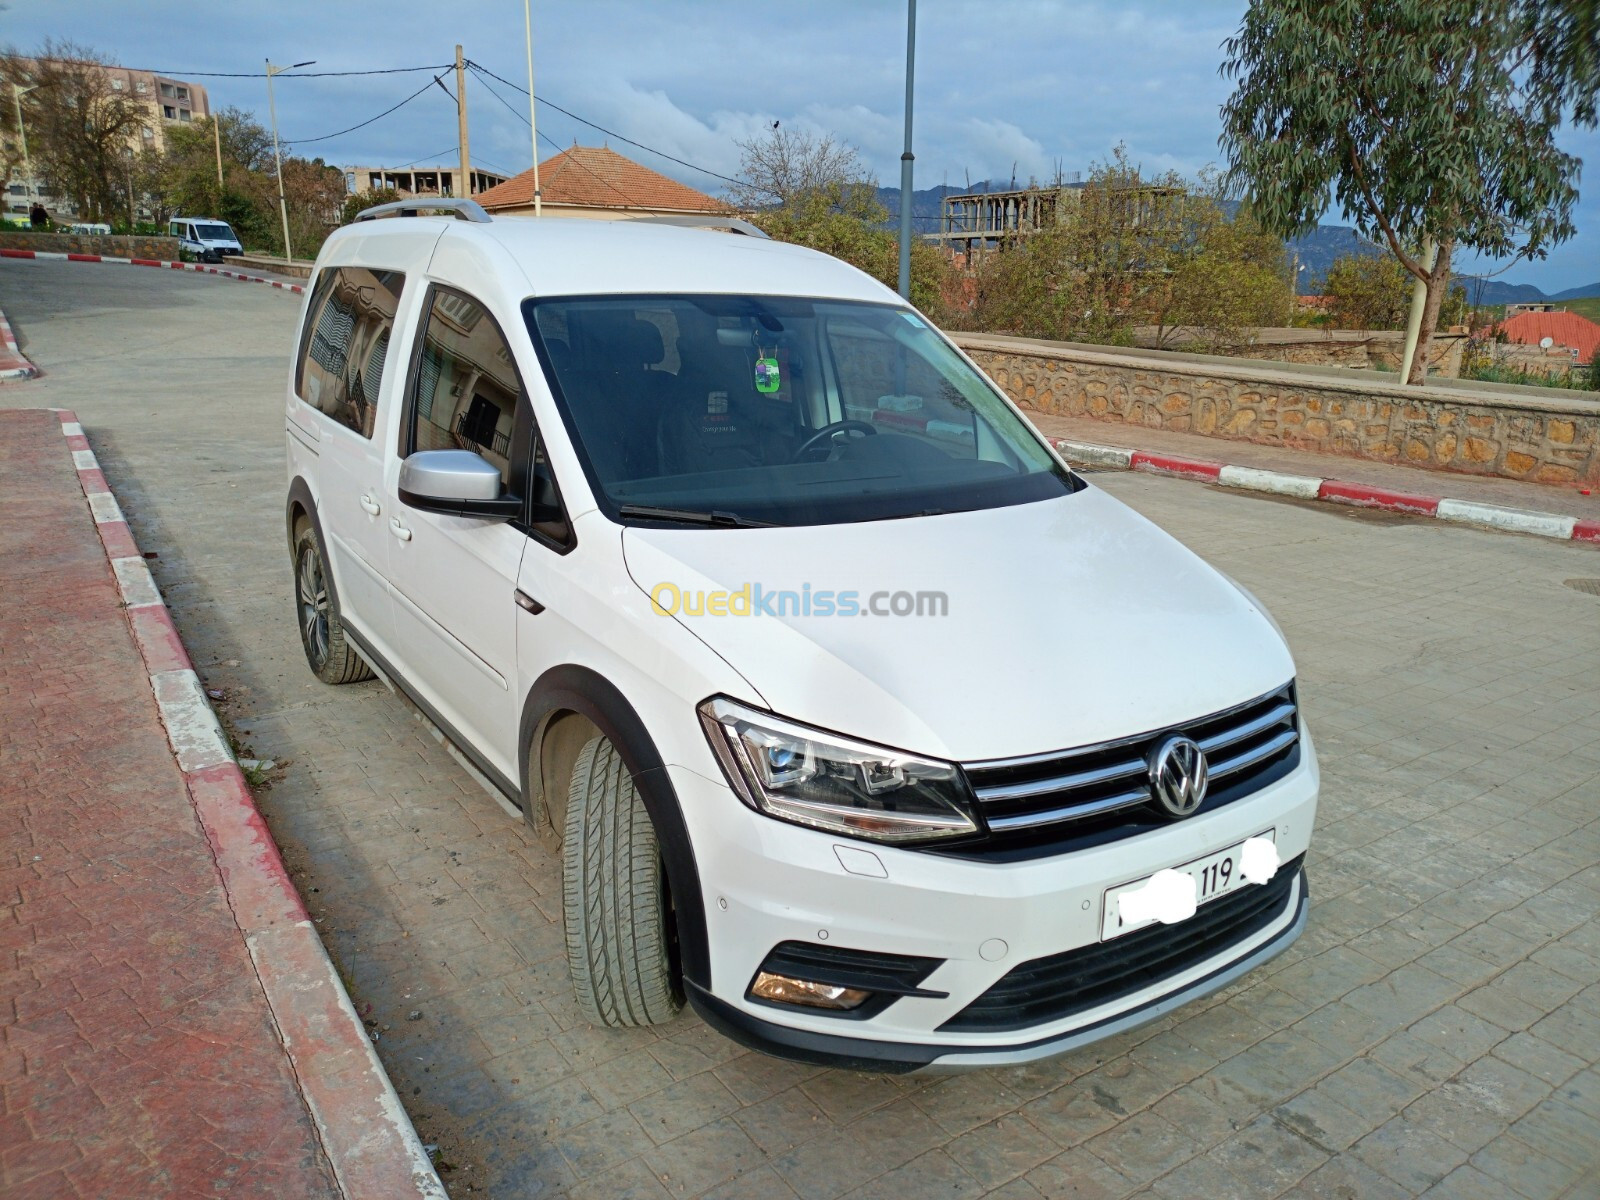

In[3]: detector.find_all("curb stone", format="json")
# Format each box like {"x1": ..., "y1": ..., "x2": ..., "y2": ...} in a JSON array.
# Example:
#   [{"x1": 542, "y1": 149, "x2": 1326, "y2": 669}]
[
  {"x1": 2, "y1": 246, "x2": 305, "y2": 293},
  {"x1": 1049, "y1": 436, "x2": 1598, "y2": 547},
  {"x1": 0, "y1": 306, "x2": 40, "y2": 379},
  {"x1": 54, "y1": 409, "x2": 445, "y2": 1200}
]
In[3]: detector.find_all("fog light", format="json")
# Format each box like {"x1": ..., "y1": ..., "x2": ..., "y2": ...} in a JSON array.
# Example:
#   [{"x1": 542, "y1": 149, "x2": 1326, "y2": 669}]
[{"x1": 750, "y1": 971, "x2": 871, "y2": 1010}]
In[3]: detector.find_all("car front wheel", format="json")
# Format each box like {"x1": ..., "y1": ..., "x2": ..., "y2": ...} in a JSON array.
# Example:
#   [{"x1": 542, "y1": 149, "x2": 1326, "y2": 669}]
[{"x1": 291, "y1": 522, "x2": 373, "y2": 685}]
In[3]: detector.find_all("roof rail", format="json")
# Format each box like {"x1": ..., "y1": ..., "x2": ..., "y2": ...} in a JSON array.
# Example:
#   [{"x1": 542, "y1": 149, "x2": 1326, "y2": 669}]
[
  {"x1": 354, "y1": 197, "x2": 492, "y2": 224},
  {"x1": 631, "y1": 215, "x2": 769, "y2": 239}
]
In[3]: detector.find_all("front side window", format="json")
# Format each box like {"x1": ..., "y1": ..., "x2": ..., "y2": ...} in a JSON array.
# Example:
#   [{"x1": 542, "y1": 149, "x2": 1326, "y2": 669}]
[
  {"x1": 524, "y1": 295, "x2": 1074, "y2": 527},
  {"x1": 404, "y1": 287, "x2": 521, "y2": 490},
  {"x1": 295, "y1": 266, "x2": 405, "y2": 438}
]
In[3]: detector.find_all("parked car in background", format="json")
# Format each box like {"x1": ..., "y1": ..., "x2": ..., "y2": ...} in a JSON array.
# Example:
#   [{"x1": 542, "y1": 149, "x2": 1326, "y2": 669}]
[
  {"x1": 169, "y1": 216, "x2": 243, "y2": 262},
  {"x1": 283, "y1": 198, "x2": 1319, "y2": 1071}
]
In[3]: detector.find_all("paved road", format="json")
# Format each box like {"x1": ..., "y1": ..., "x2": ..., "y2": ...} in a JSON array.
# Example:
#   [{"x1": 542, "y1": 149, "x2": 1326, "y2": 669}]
[{"x1": 4, "y1": 258, "x2": 1598, "y2": 1199}]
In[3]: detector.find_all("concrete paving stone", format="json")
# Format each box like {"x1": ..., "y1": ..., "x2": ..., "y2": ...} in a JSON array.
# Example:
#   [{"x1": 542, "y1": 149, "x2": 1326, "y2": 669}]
[
  {"x1": 733, "y1": 1084, "x2": 830, "y2": 1156},
  {"x1": 552, "y1": 1106, "x2": 660, "y2": 1177},
  {"x1": 1082, "y1": 1111, "x2": 1202, "y2": 1185},
  {"x1": 1202, "y1": 1112, "x2": 1330, "y2": 1193},
  {"x1": 843, "y1": 1147, "x2": 986, "y2": 1200},
  {"x1": 1274, "y1": 1085, "x2": 1386, "y2": 1153},
  {"x1": 10, "y1": 261, "x2": 1600, "y2": 1198},
  {"x1": 1023, "y1": 1146, "x2": 1138, "y2": 1200},
  {"x1": 1467, "y1": 1133, "x2": 1584, "y2": 1200},
  {"x1": 1351, "y1": 1116, "x2": 1472, "y2": 1192},
  {"x1": 1282, "y1": 1154, "x2": 1413, "y2": 1200},
  {"x1": 1142, "y1": 1150, "x2": 1258, "y2": 1199},
  {"x1": 640, "y1": 1115, "x2": 766, "y2": 1198},
  {"x1": 942, "y1": 1114, "x2": 1061, "y2": 1190},
  {"x1": 696, "y1": 1163, "x2": 803, "y2": 1200},
  {"x1": 1488, "y1": 1032, "x2": 1589, "y2": 1088},
  {"x1": 1421, "y1": 1162, "x2": 1530, "y2": 1200},
  {"x1": 1452, "y1": 1054, "x2": 1557, "y2": 1123},
  {"x1": 1402, "y1": 1084, "x2": 1518, "y2": 1154}
]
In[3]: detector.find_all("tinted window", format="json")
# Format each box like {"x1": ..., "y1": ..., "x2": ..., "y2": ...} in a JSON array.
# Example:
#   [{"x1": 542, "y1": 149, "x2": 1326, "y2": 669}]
[
  {"x1": 524, "y1": 295, "x2": 1073, "y2": 528},
  {"x1": 404, "y1": 287, "x2": 522, "y2": 490},
  {"x1": 194, "y1": 222, "x2": 233, "y2": 241},
  {"x1": 296, "y1": 266, "x2": 405, "y2": 439}
]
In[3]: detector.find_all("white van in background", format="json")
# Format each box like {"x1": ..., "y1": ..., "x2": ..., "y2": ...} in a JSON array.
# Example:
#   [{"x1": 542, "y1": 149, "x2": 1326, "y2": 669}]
[{"x1": 169, "y1": 216, "x2": 243, "y2": 263}]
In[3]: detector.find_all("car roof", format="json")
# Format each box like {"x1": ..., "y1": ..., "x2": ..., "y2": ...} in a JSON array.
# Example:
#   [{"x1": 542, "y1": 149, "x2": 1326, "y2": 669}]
[{"x1": 323, "y1": 215, "x2": 898, "y2": 306}]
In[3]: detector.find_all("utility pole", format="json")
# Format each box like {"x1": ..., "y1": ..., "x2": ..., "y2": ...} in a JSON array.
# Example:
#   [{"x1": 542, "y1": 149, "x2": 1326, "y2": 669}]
[
  {"x1": 265, "y1": 58, "x2": 314, "y2": 263},
  {"x1": 454, "y1": 44, "x2": 471, "y2": 197},
  {"x1": 212, "y1": 108, "x2": 225, "y2": 204},
  {"x1": 896, "y1": 0, "x2": 917, "y2": 300},
  {"x1": 524, "y1": 0, "x2": 542, "y2": 215}
]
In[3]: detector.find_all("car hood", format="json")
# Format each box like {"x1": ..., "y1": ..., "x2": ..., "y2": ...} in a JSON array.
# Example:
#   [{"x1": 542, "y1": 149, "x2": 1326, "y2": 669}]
[{"x1": 621, "y1": 487, "x2": 1295, "y2": 763}]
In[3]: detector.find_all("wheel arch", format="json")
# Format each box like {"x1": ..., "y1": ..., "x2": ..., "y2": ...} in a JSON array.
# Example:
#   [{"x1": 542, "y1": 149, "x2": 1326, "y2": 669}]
[{"x1": 520, "y1": 665, "x2": 711, "y2": 992}]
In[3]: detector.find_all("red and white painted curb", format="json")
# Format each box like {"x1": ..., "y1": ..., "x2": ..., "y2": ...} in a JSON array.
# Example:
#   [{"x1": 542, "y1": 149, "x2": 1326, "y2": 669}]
[
  {"x1": 3, "y1": 247, "x2": 305, "y2": 294},
  {"x1": 1050, "y1": 438, "x2": 1600, "y2": 547},
  {"x1": 0, "y1": 307, "x2": 39, "y2": 380},
  {"x1": 57, "y1": 410, "x2": 444, "y2": 1199}
]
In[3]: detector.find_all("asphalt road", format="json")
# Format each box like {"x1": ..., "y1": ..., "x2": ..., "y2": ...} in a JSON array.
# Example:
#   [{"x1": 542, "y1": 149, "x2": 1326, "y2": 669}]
[{"x1": 3, "y1": 257, "x2": 1598, "y2": 1200}]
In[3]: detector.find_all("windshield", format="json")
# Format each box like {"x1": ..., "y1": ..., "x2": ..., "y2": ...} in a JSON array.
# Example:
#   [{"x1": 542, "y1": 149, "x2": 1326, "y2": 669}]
[
  {"x1": 523, "y1": 295, "x2": 1075, "y2": 527},
  {"x1": 194, "y1": 222, "x2": 235, "y2": 242}
]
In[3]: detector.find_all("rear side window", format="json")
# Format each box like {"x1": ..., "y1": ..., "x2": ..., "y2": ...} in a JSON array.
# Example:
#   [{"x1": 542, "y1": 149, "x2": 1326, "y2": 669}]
[
  {"x1": 296, "y1": 266, "x2": 405, "y2": 438},
  {"x1": 403, "y1": 287, "x2": 522, "y2": 489}
]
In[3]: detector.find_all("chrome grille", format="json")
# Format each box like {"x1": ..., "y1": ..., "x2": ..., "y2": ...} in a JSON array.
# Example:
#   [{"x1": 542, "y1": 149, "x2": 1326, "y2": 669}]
[{"x1": 963, "y1": 683, "x2": 1299, "y2": 844}]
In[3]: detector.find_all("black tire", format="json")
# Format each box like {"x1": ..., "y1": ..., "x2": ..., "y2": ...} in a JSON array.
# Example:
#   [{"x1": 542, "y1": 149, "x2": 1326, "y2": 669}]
[
  {"x1": 291, "y1": 522, "x2": 373, "y2": 685},
  {"x1": 562, "y1": 734, "x2": 681, "y2": 1026}
]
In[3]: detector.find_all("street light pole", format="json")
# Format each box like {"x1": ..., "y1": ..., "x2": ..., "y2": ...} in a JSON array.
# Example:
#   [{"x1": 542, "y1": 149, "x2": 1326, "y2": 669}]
[
  {"x1": 524, "y1": 0, "x2": 542, "y2": 216},
  {"x1": 265, "y1": 59, "x2": 314, "y2": 263},
  {"x1": 13, "y1": 84, "x2": 38, "y2": 204},
  {"x1": 454, "y1": 44, "x2": 471, "y2": 197},
  {"x1": 896, "y1": 0, "x2": 917, "y2": 300}
]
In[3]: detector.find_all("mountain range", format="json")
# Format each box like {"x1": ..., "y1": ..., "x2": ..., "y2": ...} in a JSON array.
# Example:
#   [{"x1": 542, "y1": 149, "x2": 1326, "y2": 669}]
[{"x1": 879, "y1": 182, "x2": 1597, "y2": 305}]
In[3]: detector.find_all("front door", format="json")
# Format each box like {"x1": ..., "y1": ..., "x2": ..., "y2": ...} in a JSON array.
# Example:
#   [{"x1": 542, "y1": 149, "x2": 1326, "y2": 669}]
[{"x1": 384, "y1": 285, "x2": 529, "y2": 783}]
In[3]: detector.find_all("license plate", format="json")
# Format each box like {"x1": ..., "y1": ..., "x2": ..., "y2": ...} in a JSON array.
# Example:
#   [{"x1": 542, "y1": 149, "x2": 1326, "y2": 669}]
[{"x1": 1101, "y1": 830, "x2": 1277, "y2": 941}]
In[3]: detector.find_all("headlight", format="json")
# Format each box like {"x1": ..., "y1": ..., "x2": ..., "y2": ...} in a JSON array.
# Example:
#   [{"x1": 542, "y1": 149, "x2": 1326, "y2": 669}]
[{"x1": 698, "y1": 697, "x2": 978, "y2": 843}]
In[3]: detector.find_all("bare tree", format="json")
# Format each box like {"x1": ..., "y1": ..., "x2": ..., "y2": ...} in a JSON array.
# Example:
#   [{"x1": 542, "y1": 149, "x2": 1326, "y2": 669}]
[
  {"x1": 6, "y1": 41, "x2": 145, "y2": 221},
  {"x1": 731, "y1": 126, "x2": 876, "y2": 211}
]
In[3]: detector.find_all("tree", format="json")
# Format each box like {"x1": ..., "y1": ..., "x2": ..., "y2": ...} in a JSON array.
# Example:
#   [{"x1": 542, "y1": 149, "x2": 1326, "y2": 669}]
[
  {"x1": 1520, "y1": 0, "x2": 1600, "y2": 125},
  {"x1": 965, "y1": 150, "x2": 1293, "y2": 350},
  {"x1": 341, "y1": 187, "x2": 402, "y2": 225},
  {"x1": 4, "y1": 41, "x2": 145, "y2": 221},
  {"x1": 731, "y1": 126, "x2": 874, "y2": 212},
  {"x1": 1221, "y1": 1, "x2": 1582, "y2": 383},
  {"x1": 1321, "y1": 253, "x2": 1413, "y2": 331}
]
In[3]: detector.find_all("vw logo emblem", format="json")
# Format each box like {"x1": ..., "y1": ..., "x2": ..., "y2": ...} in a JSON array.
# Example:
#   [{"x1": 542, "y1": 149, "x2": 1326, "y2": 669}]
[{"x1": 1148, "y1": 735, "x2": 1208, "y2": 818}]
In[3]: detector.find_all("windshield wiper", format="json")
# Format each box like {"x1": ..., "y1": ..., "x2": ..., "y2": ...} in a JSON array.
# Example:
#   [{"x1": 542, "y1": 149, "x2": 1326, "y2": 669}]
[{"x1": 616, "y1": 504, "x2": 776, "y2": 529}]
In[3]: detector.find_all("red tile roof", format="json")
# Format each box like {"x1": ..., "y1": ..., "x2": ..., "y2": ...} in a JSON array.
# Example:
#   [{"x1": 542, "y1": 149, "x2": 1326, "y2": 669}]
[
  {"x1": 474, "y1": 145, "x2": 730, "y2": 214},
  {"x1": 1495, "y1": 310, "x2": 1600, "y2": 365}
]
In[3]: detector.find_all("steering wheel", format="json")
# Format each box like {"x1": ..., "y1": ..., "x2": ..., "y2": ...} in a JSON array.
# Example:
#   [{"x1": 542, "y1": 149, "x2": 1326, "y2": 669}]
[{"x1": 792, "y1": 419, "x2": 877, "y2": 462}]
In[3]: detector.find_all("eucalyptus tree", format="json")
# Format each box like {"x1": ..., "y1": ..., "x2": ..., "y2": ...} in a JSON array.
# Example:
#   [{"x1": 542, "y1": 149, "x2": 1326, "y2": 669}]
[{"x1": 1221, "y1": 1, "x2": 1584, "y2": 382}]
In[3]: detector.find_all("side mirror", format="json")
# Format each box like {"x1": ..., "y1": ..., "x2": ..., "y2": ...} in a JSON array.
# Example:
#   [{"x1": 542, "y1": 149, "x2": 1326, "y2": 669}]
[{"x1": 398, "y1": 450, "x2": 521, "y2": 518}]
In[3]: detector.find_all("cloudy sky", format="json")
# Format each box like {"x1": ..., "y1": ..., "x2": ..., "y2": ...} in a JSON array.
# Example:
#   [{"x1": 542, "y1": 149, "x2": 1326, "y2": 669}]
[{"x1": 9, "y1": 1, "x2": 1597, "y2": 291}]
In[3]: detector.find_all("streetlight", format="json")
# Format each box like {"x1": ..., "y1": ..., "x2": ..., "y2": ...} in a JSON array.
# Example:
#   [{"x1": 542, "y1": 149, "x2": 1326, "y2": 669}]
[
  {"x1": 266, "y1": 59, "x2": 315, "y2": 264},
  {"x1": 896, "y1": 0, "x2": 917, "y2": 300},
  {"x1": 12, "y1": 83, "x2": 38, "y2": 209}
]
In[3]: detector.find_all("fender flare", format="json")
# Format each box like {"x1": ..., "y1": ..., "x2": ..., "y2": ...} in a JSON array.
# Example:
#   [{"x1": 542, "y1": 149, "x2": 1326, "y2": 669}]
[
  {"x1": 520, "y1": 665, "x2": 711, "y2": 993},
  {"x1": 285, "y1": 478, "x2": 344, "y2": 608}
]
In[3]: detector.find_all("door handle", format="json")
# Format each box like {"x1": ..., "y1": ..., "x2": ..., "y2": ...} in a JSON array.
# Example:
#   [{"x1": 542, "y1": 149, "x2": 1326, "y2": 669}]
[
  {"x1": 514, "y1": 589, "x2": 544, "y2": 615},
  {"x1": 360, "y1": 494, "x2": 382, "y2": 516},
  {"x1": 389, "y1": 518, "x2": 412, "y2": 542}
]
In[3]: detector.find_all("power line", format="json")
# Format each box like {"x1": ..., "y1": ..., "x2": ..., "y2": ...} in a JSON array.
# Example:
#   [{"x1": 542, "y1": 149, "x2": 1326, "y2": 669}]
[
  {"x1": 466, "y1": 60, "x2": 747, "y2": 192},
  {"x1": 467, "y1": 66, "x2": 638, "y2": 208},
  {"x1": 286, "y1": 75, "x2": 444, "y2": 145},
  {"x1": 141, "y1": 64, "x2": 452, "y2": 79}
]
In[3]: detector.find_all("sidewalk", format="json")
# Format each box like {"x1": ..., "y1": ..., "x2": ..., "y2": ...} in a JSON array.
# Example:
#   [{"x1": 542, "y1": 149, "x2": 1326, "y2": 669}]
[
  {"x1": 0, "y1": 410, "x2": 433, "y2": 1198},
  {"x1": 1024, "y1": 409, "x2": 1600, "y2": 525}
]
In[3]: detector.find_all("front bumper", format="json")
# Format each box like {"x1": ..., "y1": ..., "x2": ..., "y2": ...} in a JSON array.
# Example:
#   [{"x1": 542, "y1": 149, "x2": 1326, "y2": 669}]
[{"x1": 671, "y1": 727, "x2": 1317, "y2": 1072}]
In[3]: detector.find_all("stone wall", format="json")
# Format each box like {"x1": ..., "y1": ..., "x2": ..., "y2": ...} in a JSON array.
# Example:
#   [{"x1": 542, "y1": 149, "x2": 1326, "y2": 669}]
[
  {"x1": 956, "y1": 332, "x2": 1600, "y2": 486},
  {"x1": 0, "y1": 232, "x2": 181, "y2": 260},
  {"x1": 1137, "y1": 329, "x2": 1468, "y2": 376}
]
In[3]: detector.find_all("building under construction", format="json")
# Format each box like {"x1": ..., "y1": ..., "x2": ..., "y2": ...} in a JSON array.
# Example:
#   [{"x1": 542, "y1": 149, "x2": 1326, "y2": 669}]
[
  {"x1": 933, "y1": 181, "x2": 1183, "y2": 258},
  {"x1": 343, "y1": 164, "x2": 509, "y2": 200}
]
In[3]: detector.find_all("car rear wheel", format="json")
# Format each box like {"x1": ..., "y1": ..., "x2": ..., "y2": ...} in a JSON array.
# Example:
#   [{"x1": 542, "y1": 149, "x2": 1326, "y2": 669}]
[
  {"x1": 562, "y1": 734, "x2": 681, "y2": 1027},
  {"x1": 292, "y1": 522, "x2": 373, "y2": 685}
]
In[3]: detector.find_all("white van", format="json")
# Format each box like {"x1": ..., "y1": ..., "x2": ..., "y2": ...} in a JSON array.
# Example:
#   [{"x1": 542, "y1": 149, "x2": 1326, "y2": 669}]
[
  {"x1": 169, "y1": 216, "x2": 243, "y2": 263},
  {"x1": 283, "y1": 199, "x2": 1318, "y2": 1072}
]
